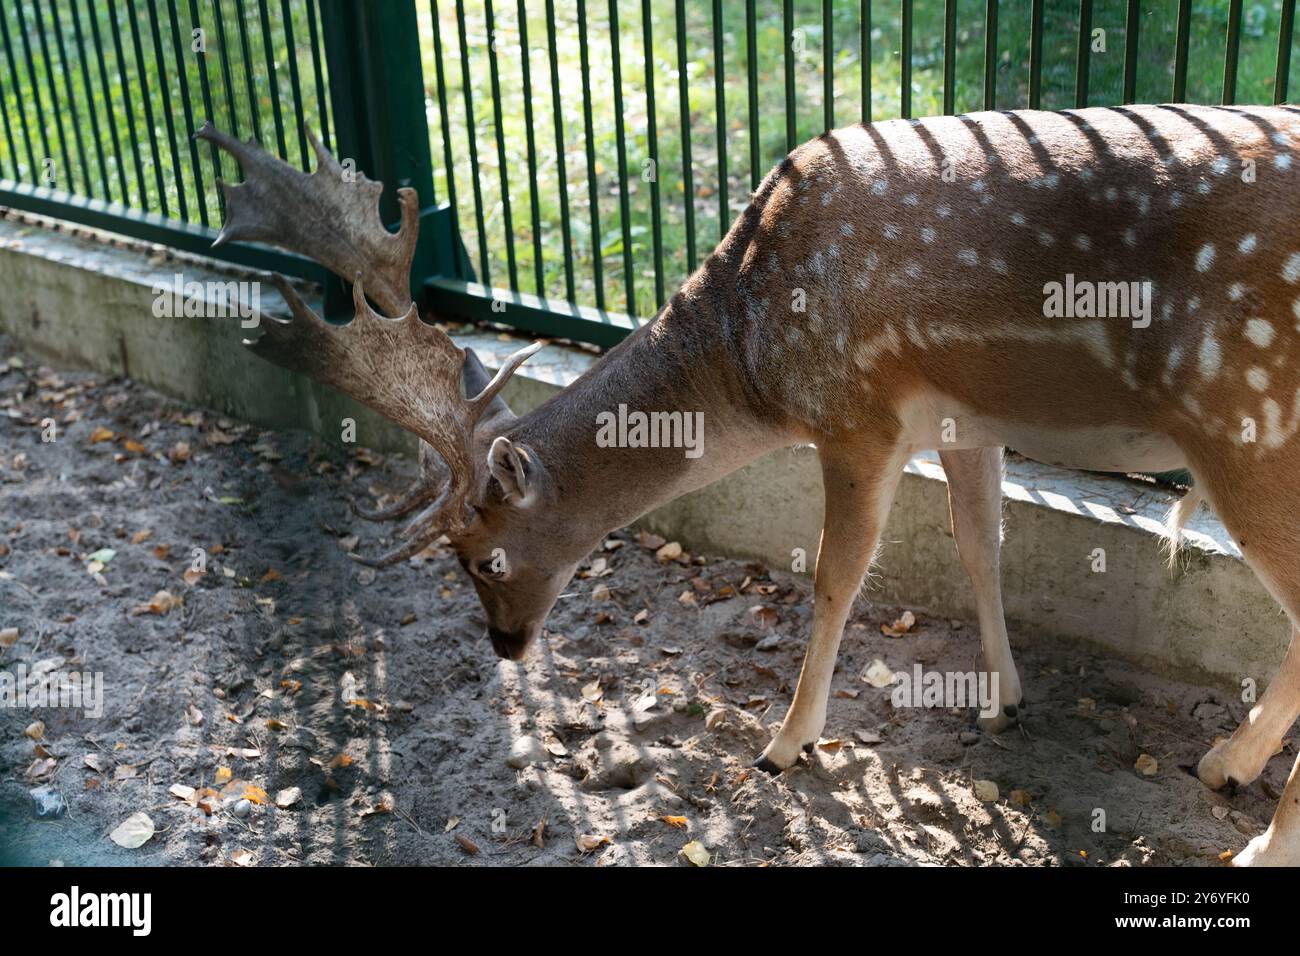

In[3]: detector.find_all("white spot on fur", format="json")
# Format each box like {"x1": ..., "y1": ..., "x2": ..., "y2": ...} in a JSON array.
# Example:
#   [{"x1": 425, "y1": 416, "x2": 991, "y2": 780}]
[
  {"x1": 1228, "y1": 282, "x2": 1245, "y2": 301},
  {"x1": 1283, "y1": 252, "x2": 1300, "y2": 283},
  {"x1": 1198, "y1": 331, "x2": 1222, "y2": 378},
  {"x1": 920, "y1": 227, "x2": 936, "y2": 244},
  {"x1": 1247, "y1": 367, "x2": 1269, "y2": 391},
  {"x1": 1010, "y1": 211, "x2": 1026, "y2": 226},
  {"x1": 883, "y1": 223, "x2": 900, "y2": 240},
  {"x1": 1239, "y1": 234, "x2": 1257, "y2": 254},
  {"x1": 957, "y1": 249, "x2": 978, "y2": 266},
  {"x1": 1074, "y1": 234, "x2": 1091, "y2": 251},
  {"x1": 1245, "y1": 318, "x2": 1276, "y2": 347},
  {"x1": 1195, "y1": 243, "x2": 1215, "y2": 272}
]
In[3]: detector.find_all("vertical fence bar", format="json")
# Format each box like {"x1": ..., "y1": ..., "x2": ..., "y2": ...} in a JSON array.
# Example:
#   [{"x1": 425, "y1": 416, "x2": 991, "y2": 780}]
[
  {"x1": 901, "y1": 0, "x2": 912, "y2": 118},
  {"x1": 1122, "y1": 0, "x2": 1139, "y2": 104},
  {"x1": 0, "y1": 47, "x2": 18, "y2": 180},
  {"x1": 984, "y1": 0, "x2": 998, "y2": 109},
  {"x1": 1223, "y1": 0, "x2": 1242, "y2": 104},
  {"x1": 257, "y1": 0, "x2": 288, "y2": 157},
  {"x1": 610, "y1": 0, "x2": 635, "y2": 314},
  {"x1": 49, "y1": 0, "x2": 93, "y2": 196},
  {"x1": 168, "y1": 0, "x2": 210, "y2": 225},
  {"x1": 280, "y1": 0, "x2": 310, "y2": 166},
  {"x1": 577, "y1": 0, "x2": 603, "y2": 307},
  {"x1": 234, "y1": 0, "x2": 261, "y2": 143},
  {"x1": 71, "y1": 0, "x2": 112, "y2": 198},
  {"x1": 484, "y1": 0, "x2": 517, "y2": 290},
  {"x1": 943, "y1": 0, "x2": 956, "y2": 114},
  {"x1": 319, "y1": 0, "x2": 439, "y2": 302},
  {"x1": 861, "y1": 0, "x2": 870, "y2": 122},
  {"x1": 32, "y1": 1, "x2": 73, "y2": 191},
  {"x1": 1173, "y1": 0, "x2": 1190, "y2": 100},
  {"x1": 189, "y1": 0, "x2": 225, "y2": 213},
  {"x1": 1029, "y1": 0, "x2": 1044, "y2": 108},
  {"x1": 783, "y1": 0, "x2": 795, "y2": 150},
  {"x1": 430, "y1": 0, "x2": 462, "y2": 278},
  {"x1": 713, "y1": 0, "x2": 727, "y2": 240},
  {"x1": 746, "y1": 0, "x2": 759, "y2": 188},
  {"x1": 306, "y1": 0, "x2": 331, "y2": 149},
  {"x1": 643, "y1": 0, "x2": 665, "y2": 306},
  {"x1": 1277, "y1": 0, "x2": 1295, "y2": 103},
  {"x1": 675, "y1": 0, "x2": 696, "y2": 270},
  {"x1": 1075, "y1": 0, "x2": 1092, "y2": 107},
  {"x1": 544, "y1": 0, "x2": 574, "y2": 299},
  {"x1": 16, "y1": 5, "x2": 55, "y2": 182},
  {"x1": 518, "y1": 0, "x2": 543, "y2": 294},
  {"x1": 823, "y1": 0, "x2": 834, "y2": 129},
  {"x1": 126, "y1": 3, "x2": 169, "y2": 215},
  {"x1": 454, "y1": 0, "x2": 488, "y2": 282},
  {"x1": 146, "y1": 0, "x2": 189, "y2": 220},
  {"x1": 0, "y1": 6, "x2": 38, "y2": 180},
  {"x1": 108, "y1": 3, "x2": 149, "y2": 207},
  {"x1": 211, "y1": 0, "x2": 244, "y2": 171}
]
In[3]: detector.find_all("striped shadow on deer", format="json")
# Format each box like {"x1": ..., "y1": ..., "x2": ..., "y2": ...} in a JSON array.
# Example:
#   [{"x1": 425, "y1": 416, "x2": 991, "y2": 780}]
[{"x1": 197, "y1": 104, "x2": 1300, "y2": 866}]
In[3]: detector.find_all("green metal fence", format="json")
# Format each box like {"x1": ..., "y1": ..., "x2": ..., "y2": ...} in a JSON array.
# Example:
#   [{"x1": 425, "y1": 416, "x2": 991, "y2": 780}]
[{"x1": 1, "y1": 1, "x2": 1298, "y2": 348}]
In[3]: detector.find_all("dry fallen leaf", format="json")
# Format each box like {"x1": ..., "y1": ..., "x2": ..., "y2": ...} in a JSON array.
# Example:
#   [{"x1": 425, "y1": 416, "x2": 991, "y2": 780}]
[
  {"x1": 654, "y1": 541, "x2": 683, "y2": 563},
  {"x1": 681, "y1": 840, "x2": 711, "y2": 866},
  {"x1": 1008, "y1": 788, "x2": 1032, "y2": 808},
  {"x1": 660, "y1": 815, "x2": 688, "y2": 829},
  {"x1": 130, "y1": 529, "x2": 153, "y2": 545},
  {"x1": 575, "y1": 833, "x2": 610, "y2": 853},
  {"x1": 169, "y1": 784, "x2": 197, "y2": 802},
  {"x1": 0, "y1": 627, "x2": 18, "y2": 648},
  {"x1": 130, "y1": 590, "x2": 182, "y2": 616},
  {"x1": 881, "y1": 610, "x2": 917, "y2": 637},
  {"x1": 1135, "y1": 753, "x2": 1159, "y2": 776},
  {"x1": 24, "y1": 720, "x2": 44, "y2": 741},
  {"x1": 275, "y1": 787, "x2": 302, "y2": 809},
  {"x1": 84, "y1": 753, "x2": 107, "y2": 773},
  {"x1": 862, "y1": 659, "x2": 897, "y2": 688},
  {"x1": 973, "y1": 779, "x2": 1000, "y2": 802},
  {"x1": 455, "y1": 833, "x2": 481, "y2": 855},
  {"x1": 215, "y1": 766, "x2": 232, "y2": 784},
  {"x1": 109, "y1": 812, "x2": 155, "y2": 849},
  {"x1": 87, "y1": 426, "x2": 115, "y2": 444},
  {"x1": 230, "y1": 849, "x2": 255, "y2": 866}
]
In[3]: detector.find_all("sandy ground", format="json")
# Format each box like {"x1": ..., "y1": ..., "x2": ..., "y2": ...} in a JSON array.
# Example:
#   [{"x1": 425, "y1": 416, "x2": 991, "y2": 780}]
[{"x1": 0, "y1": 332, "x2": 1291, "y2": 867}]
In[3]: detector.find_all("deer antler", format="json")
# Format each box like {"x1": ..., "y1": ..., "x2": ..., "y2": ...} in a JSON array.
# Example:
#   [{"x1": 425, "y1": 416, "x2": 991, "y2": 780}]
[{"x1": 197, "y1": 122, "x2": 539, "y2": 562}]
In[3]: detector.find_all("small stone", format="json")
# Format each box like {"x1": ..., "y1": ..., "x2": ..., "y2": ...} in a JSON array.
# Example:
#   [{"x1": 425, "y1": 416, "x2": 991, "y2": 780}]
[
  {"x1": 507, "y1": 735, "x2": 547, "y2": 769},
  {"x1": 958, "y1": 731, "x2": 981, "y2": 746},
  {"x1": 233, "y1": 798, "x2": 252, "y2": 818},
  {"x1": 755, "y1": 633, "x2": 782, "y2": 652}
]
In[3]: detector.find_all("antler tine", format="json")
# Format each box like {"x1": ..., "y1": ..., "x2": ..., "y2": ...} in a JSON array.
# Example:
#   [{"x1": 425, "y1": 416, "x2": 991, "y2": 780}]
[
  {"x1": 466, "y1": 341, "x2": 544, "y2": 426},
  {"x1": 349, "y1": 522, "x2": 448, "y2": 568},
  {"x1": 195, "y1": 120, "x2": 417, "y2": 317},
  {"x1": 349, "y1": 484, "x2": 438, "y2": 522}
]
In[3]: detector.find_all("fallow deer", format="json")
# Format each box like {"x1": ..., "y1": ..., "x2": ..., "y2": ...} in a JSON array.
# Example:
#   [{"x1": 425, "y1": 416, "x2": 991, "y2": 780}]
[{"x1": 197, "y1": 103, "x2": 1300, "y2": 866}]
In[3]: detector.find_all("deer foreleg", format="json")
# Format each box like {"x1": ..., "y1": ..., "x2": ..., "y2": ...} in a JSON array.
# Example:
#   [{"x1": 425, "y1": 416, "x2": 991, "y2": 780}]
[{"x1": 755, "y1": 439, "x2": 906, "y2": 773}]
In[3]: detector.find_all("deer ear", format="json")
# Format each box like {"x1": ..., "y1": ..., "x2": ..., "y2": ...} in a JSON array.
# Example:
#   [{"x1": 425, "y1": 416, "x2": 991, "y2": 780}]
[{"x1": 487, "y1": 436, "x2": 535, "y2": 505}]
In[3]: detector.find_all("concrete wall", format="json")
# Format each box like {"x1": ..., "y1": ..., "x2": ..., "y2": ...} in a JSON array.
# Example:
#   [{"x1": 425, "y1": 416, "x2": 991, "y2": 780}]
[{"x1": 0, "y1": 212, "x2": 1284, "y2": 691}]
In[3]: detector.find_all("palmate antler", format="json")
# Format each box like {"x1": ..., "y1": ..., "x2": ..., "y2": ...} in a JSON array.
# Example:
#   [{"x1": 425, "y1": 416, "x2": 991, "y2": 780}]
[{"x1": 195, "y1": 122, "x2": 539, "y2": 565}]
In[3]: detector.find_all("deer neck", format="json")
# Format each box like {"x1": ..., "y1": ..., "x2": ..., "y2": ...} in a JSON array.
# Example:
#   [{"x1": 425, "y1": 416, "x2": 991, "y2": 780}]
[{"x1": 507, "y1": 294, "x2": 790, "y2": 536}]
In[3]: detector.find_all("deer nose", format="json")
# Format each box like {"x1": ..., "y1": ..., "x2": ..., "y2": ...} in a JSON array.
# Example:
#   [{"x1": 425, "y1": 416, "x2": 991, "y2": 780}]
[{"x1": 487, "y1": 627, "x2": 529, "y2": 661}]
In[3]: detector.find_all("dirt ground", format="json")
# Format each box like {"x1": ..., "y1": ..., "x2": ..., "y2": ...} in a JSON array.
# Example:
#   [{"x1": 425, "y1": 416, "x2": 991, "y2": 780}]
[{"x1": 0, "y1": 332, "x2": 1290, "y2": 867}]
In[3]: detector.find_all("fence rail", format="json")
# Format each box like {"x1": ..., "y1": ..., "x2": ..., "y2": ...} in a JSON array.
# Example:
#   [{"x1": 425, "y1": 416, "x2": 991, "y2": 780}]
[{"x1": 1, "y1": 0, "x2": 1298, "y2": 347}]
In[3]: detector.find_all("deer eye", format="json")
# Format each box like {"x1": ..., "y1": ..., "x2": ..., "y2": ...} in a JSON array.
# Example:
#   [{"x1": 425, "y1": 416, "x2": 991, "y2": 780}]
[{"x1": 476, "y1": 559, "x2": 507, "y2": 581}]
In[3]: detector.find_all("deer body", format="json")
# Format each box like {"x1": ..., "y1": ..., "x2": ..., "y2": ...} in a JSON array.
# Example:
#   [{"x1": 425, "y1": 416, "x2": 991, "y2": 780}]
[{"x1": 201, "y1": 103, "x2": 1300, "y2": 865}]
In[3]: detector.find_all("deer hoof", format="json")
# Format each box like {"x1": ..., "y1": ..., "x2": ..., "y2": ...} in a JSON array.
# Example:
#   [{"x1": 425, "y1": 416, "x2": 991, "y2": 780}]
[
  {"x1": 1196, "y1": 737, "x2": 1263, "y2": 791},
  {"x1": 753, "y1": 756, "x2": 784, "y2": 775}
]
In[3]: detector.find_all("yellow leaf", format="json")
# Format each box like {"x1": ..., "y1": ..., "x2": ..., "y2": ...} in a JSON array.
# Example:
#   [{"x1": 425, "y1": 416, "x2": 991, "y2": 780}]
[
  {"x1": 660, "y1": 815, "x2": 688, "y2": 829},
  {"x1": 88, "y1": 426, "x2": 115, "y2": 444},
  {"x1": 681, "y1": 840, "x2": 711, "y2": 866},
  {"x1": 215, "y1": 766, "x2": 232, "y2": 784}
]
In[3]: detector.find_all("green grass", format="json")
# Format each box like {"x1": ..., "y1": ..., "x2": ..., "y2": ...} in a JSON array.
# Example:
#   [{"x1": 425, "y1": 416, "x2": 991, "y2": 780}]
[{"x1": 1, "y1": 1, "x2": 1296, "y2": 327}]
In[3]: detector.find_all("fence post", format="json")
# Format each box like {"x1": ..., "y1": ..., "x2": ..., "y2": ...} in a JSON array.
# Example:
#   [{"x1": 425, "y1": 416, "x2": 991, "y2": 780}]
[{"x1": 317, "y1": 0, "x2": 461, "y2": 312}]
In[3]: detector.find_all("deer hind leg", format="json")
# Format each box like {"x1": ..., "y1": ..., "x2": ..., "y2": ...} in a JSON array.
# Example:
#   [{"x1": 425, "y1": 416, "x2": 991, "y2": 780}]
[
  {"x1": 755, "y1": 436, "x2": 907, "y2": 773},
  {"x1": 938, "y1": 447, "x2": 1023, "y2": 732},
  {"x1": 1184, "y1": 455, "x2": 1300, "y2": 865}
]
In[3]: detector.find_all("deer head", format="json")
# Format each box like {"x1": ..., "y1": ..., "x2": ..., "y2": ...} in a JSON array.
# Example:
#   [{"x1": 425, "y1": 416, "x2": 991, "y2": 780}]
[{"x1": 196, "y1": 122, "x2": 582, "y2": 659}]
